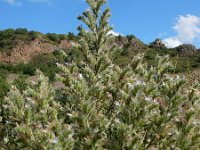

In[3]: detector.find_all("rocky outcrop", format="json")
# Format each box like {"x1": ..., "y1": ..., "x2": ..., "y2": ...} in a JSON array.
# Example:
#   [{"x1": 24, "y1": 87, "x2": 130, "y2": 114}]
[
  {"x1": 175, "y1": 44, "x2": 197, "y2": 56},
  {"x1": 114, "y1": 36, "x2": 128, "y2": 48},
  {"x1": 0, "y1": 37, "x2": 71, "y2": 63},
  {"x1": 114, "y1": 35, "x2": 146, "y2": 50},
  {"x1": 149, "y1": 38, "x2": 166, "y2": 49},
  {"x1": 59, "y1": 40, "x2": 71, "y2": 50}
]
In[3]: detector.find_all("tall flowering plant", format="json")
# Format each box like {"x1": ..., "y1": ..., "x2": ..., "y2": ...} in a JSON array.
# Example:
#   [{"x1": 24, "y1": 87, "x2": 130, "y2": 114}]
[{"x1": 1, "y1": 0, "x2": 200, "y2": 149}]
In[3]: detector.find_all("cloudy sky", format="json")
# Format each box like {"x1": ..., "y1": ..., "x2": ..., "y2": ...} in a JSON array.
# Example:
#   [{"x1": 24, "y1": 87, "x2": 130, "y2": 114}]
[{"x1": 0, "y1": 0, "x2": 200, "y2": 48}]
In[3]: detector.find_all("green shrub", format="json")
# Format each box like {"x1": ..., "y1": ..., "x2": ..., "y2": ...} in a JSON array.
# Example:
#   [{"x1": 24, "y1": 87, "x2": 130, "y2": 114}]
[
  {"x1": 46, "y1": 33, "x2": 60, "y2": 43},
  {"x1": 13, "y1": 75, "x2": 28, "y2": 92},
  {"x1": 68, "y1": 32, "x2": 79, "y2": 42},
  {"x1": 0, "y1": 75, "x2": 9, "y2": 100}
]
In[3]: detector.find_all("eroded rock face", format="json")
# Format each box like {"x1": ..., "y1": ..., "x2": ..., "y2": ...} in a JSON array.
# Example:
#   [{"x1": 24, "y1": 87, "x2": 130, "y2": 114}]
[
  {"x1": 114, "y1": 36, "x2": 129, "y2": 48},
  {"x1": 176, "y1": 44, "x2": 197, "y2": 56},
  {"x1": 59, "y1": 40, "x2": 71, "y2": 50},
  {"x1": 149, "y1": 39, "x2": 166, "y2": 49},
  {"x1": 114, "y1": 35, "x2": 146, "y2": 50},
  {"x1": 0, "y1": 38, "x2": 71, "y2": 63}
]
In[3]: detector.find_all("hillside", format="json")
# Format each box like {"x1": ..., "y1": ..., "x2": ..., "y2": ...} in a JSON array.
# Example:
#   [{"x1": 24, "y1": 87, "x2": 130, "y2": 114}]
[
  {"x1": 0, "y1": 28, "x2": 200, "y2": 80},
  {"x1": 0, "y1": 28, "x2": 78, "y2": 63}
]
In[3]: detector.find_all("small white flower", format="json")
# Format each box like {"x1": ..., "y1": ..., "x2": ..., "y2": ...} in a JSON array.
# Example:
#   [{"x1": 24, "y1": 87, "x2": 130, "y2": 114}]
[
  {"x1": 24, "y1": 104, "x2": 30, "y2": 109},
  {"x1": 67, "y1": 113, "x2": 73, "y2": 117},
  {"x1": 3, "y1": 105, "x2": 8, "y2": 109},
  {"x1": 115, "y1": 101, "x2": 120, "y2": 106},
  {"x1": 135, "y1": 79, "x2": 142, "y2": 86},
  {"x1": 114, "y1": 119, "x2": 120, "y2": 123},
  {"x1": 49, "y1": 137, "x2": 59, "y2": 144},
  {"x1": 93, "y1": 128, "x2": 99, "y2": 133},
  {"x1": 56, "y1": 62, "x2": 60, "y2": 66},
  {"x1": 65, "y1": 125, "x2": 72, "y2": 130},
  {"x1": 189, "y1": 107, "x2": 194, "y2": 111},
  {"x1": 40, "y1": 110, "x2": 45, "y2": 114},
  {"x1": 175, "y1": 117, "x2": 180, "y2": 122},
  {"x1": 153, "y1": 99, "x2": 159, "y2": 105},
  {"x1": 192, "y1": 120, "x2": 199, "y2": 125},
  {"x1": 171, "y1": 144, "x2": 175, "y2": 149},
  {"x1": 71, "y1": 42, "x2": 75, "y2": 46},
  {"x1": 167, "y1": 131, "x2": 174, "y2": 136},
  {"x1": 31, "y1": 100, "x2": 36, "y2": 105},
  {"x1": 167, "y1": 113, "x2": 171, "y2": 117},
  {"x1": 86, "y1": 8, "x2": 90, "y2": 12},
  {"x1": 42, "y1": 129, "x2": 48, "y2": 133},
  {"x1": 68, "y1": 133, "x2": 74, "y2": 139},
  {"x1": 147, "y1": 138, "x2": 151, "y2": 142},
  {"x1": 79, "y1": 73, "x2": 83, "y2": 79},
  {"x1": 127, "y1": 82, "x2": 134, "y2": 89},
  {"x1": 151, "y1": 109, "x2": 159, "y2": 115},
  {"x1": 145, "y1": 96, "x2": 152, "y2": 102},
  {"x1": 26, "y1": 97, "x2": 32, "y2": 101},
  {"x1": 4, "y1": 137, "x2": 9, "y2": 143}
]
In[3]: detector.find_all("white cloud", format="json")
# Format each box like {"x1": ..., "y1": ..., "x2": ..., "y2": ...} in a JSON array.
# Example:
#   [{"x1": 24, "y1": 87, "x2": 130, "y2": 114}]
[
  {"x1": 2, "y1": 0, "x2": 21, "y2": 5},
  {"x1": 163, "y1": 14, "x2": 200, "y2": 48},
  {"x1": 163, "y1": 37, "x2": 183, "y2": 48},
  {"x1": 2, "y1": 0, "x2": 51, "y2": 5},
  {"x1": 108, "y1": 30, "x2": 121, "y2": 36}
]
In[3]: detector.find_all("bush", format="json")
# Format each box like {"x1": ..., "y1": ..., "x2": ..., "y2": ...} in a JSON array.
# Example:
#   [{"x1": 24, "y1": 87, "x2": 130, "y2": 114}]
[
  {"x1": 46, "y1": 33, "x2": 60, "y2": 43},
  {"x1": 46, "y1": 33, "x2": 68, "y2": 44},
  {"x1": 0, "y1": 75, "x2": 9, "y2": 100},
  {"x1": 13, "y1": 75, "x2": 28, "y2": 92},
  {"x1": 68, "y1": 32, "x2": 78, "y2": 42}
]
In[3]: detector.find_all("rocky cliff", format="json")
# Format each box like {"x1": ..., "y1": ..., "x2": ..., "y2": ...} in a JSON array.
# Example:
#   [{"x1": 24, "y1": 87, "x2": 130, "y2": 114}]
[{"x1": 0, "y1": 37, "x2": 71, "y2": 63}]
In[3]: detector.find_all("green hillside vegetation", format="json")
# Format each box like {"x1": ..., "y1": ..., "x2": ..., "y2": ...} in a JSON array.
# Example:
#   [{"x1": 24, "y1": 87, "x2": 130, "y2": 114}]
[
  {"x1": 0, "y1": 28, "x2": 78, "y2": 55},
  {"x1": 0, "y1": 29, "x2": 200, "y2": 81},
  {"x1": 0, "y1": 51, "x2": 65, "y2": 81}
]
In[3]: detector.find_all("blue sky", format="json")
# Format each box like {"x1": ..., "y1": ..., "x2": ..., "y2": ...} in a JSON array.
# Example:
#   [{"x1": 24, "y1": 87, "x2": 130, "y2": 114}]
[{"x1": 0, "y1": 0, "x2": 200, "y2": 48}]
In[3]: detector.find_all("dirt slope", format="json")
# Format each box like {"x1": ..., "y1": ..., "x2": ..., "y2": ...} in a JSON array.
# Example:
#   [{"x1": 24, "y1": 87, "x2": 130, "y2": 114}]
[{"x1": 0, "y1": 37, "x2": 71, "y2": 63}]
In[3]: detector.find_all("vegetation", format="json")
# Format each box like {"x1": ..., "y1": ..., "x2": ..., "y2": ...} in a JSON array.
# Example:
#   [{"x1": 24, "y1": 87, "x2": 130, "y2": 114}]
[
  {"x1": 13, "y1": 75, "x2": 28, "y2": 93},
  {"x1": 0, "y1": 28, "x2": 200, "y2": 77},
  {"x1": 0, "y1": 28, "x2": 39, "y2": 55},
  {"x1": 45, "y1": 33, "x2": 68, "y2": 44},
  {"x1": 0, "y1": 28, "x2": 76, "y2": 55},
  {"x1": 0, "y1": 75, "x2": 8, "y2": 100},
  {"x1": 0, "y1": 0, "x2": 200, "y2": 149}
]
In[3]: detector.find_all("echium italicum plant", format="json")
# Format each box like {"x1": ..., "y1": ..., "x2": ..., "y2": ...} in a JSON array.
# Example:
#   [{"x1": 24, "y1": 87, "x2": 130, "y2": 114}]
[
  {"x1": 56, "y1": 0, "x2": 200, "y2": 149},
  {"x1": 0, "y1": 71, "x2": 74, "y2": 149},
  {"x1": 1, "y1": 0, "x2": 200, "y2": 149}
]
